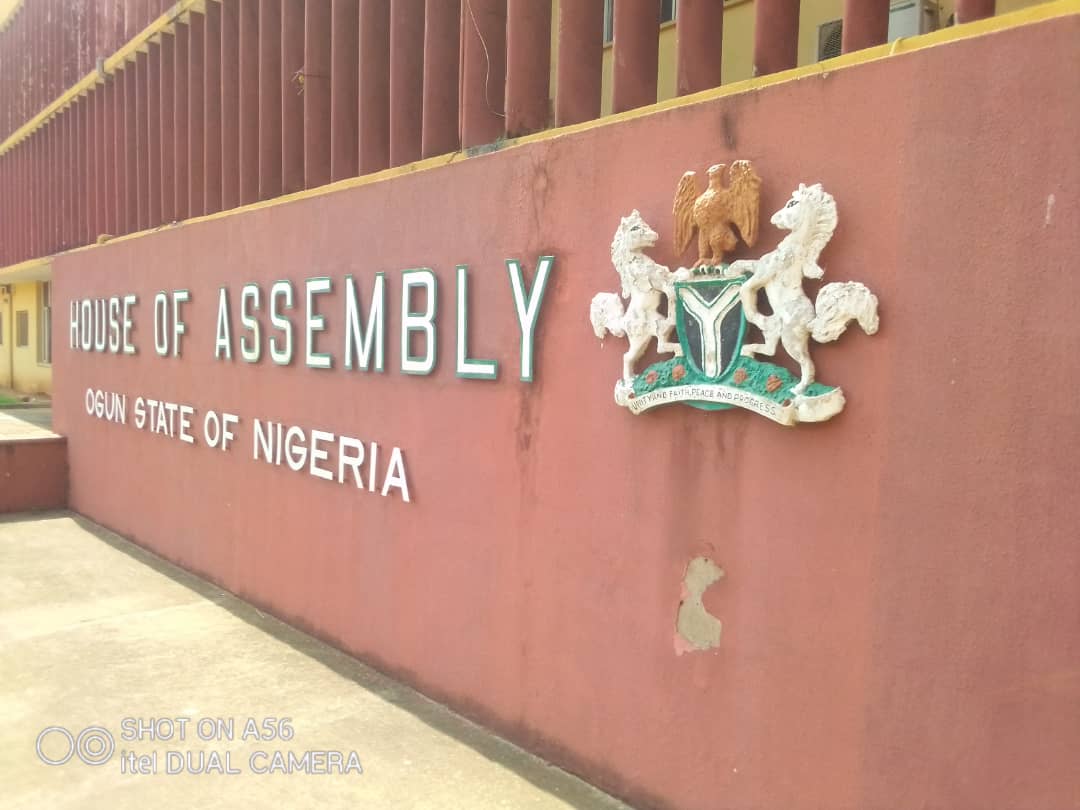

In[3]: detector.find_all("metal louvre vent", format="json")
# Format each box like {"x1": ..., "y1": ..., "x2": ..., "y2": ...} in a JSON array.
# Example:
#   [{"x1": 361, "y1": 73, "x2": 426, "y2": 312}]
[{"x1": 818, "y1": 19, "x2": 843, "y2": 61}]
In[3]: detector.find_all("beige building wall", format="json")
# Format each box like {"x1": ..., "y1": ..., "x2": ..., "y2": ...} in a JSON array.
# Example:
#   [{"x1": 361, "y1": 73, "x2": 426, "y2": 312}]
[{"x1": 0, "y1": 280, "x2": 52, "y2": 395}]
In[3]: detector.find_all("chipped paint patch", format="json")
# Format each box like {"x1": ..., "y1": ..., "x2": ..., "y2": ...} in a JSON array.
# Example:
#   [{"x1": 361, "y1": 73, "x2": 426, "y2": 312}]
[{"x1": 674, "y1": 557, "x2": 724, "y2": 654}]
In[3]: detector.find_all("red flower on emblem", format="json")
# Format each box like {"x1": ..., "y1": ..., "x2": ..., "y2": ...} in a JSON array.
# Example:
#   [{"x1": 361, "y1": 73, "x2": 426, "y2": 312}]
[
  {"x1": 645, "y1": 371, "x2": 659, "y2": 385},
  {"x1": 766, "y1": 375, "x2": 783, "y2": 393},
  {"x1": 733, "y1": 368, "x2": 748, "y2": 385},
  {"x1": 672, "y1": 365, "x2": 686, "y2": 382}
]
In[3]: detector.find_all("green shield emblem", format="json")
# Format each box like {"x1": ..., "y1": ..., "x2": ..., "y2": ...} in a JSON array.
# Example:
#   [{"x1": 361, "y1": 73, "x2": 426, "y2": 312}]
[{"x1": 674, "y1": 276, "x2": 747, "y2": 382}]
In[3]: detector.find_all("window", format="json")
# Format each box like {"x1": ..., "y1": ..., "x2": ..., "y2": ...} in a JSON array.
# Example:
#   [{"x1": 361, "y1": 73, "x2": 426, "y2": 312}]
[
  {"x1": 15, "y1": 310, "x2": 29, "y2": 347},
  {"x1": 603, "y1": 0, "x2": 677, "y2": 44},
  {"x1": 37, "y1": 281, "x2": 51, "y2": 364}
]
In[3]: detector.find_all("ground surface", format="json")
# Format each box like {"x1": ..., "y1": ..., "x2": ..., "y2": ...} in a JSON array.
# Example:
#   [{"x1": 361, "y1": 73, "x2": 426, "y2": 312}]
[{"x1": 0, "y1": 513, "x2": 633, "y2": 810}]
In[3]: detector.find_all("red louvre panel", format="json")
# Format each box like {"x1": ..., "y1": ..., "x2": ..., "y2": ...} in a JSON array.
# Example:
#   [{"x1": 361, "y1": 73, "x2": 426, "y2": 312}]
[
  {"x1": 20, "y1": 143, "x2": 30, "y2": 259},
  {"x1": 388, "y1": 0, "x2": 423, "y2": 166},
  {"x1": 174, "y1": 22, "x2": 190, "y2": 220},
  {"x1": 956, "y1": 0, "x2": 996, "y2": 22},
  {"x1": 94, "y1": 83, "x2": 107, "y2": 240},
  {"x1": 357, "y1": 0, "x2": 390, "y2": 175},
  {"x1": 83, "y1": 91, "x2": 96, "y2": 244},
  {"x1": 505, "y1": 0, "x2": 550, "y2": 137},
  {"x1": 460, "y1": 0, "x2": 506, "y2": 147},
  {"x1": 330, "y1": 0, "x2": 360, "y2": 181},
  {"x1": 204, "y1": 2, "x2": 223, "y2": 214},
  {"x1": 421, "y1": 0, "x2": 459, "y2": 159},
  {"x1": 124, "y1": 62, "x2": 138, "y2": 233},
  {"x1": 753, "y1": 0, "x2": 799, "y2": 76},
  {"x1": 281, "y1": 0, "x2": 305, "y2": 193},
  {"x1": 676, "y1": 0, "x2": 724, "y2": 95},
  {"x1": 102, "y1": 76, "x2": 117, "y2": 237},
  {"x1": 188, "y1": 11, "x2": 206, "y2": 218},
  {"x1": 48, "y1": 119, "x2": 58, "y2": 252},
  {"x1": 258, "y1": 0, "x2": 283, "y2": 200},
  {"x1": 221, "y1": 0, "x2": 241, "y2": 209},
  {"x1": 303, "y1": 0, "x2": 332, "y2": 188},
  {"x1": 160, "y1": 31, "x2": 176, "y2": 223},
  {"x1": 841, "y1": 0, "x2": 889, "y2": 54},
  {"x1": 147, "y1": 42, "x2": 163, "y2": 227},
  {"x1": 238, "y1": 0, "x2": 259, "y2": 205},
  {"x1": 71, "y1": 102, "x2": 81, "y2": 249},
  {"x1": 56, "y1": 113, "x2": 66, "y2": 251},
  {"x1": 135, "y1": 50, "x2": 150, "y2": 232},
  {"x1": 610, "y1": 0, "x2": 659, "y2": 113}
]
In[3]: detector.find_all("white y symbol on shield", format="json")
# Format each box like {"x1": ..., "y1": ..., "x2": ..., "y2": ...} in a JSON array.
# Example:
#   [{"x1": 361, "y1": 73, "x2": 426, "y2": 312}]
[{"x1": 677, "y1": 285, "x2": 742, "y2": 377}]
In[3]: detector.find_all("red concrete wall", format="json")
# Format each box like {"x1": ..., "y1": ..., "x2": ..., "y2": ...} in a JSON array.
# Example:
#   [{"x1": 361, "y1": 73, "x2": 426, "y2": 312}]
[
  {"x1": 51, "y1": 18, "x2": 1080, "y2": 810},
  {"x1": 0, "y1": 439, "x2": 68, "y2": 513}
]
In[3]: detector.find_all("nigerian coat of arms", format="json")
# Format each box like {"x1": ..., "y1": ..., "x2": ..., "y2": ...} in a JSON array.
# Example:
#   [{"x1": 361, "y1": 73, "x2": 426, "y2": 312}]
[{"x1": 589, "y1": 161, "x2": 880, "y2": 425}]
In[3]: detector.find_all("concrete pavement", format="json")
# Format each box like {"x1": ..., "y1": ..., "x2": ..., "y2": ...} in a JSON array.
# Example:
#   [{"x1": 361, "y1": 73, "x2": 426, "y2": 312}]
[
  {"x1": 0, "y1": 407, "x2": 55, "y2": 440},
  {"x1": 0, "y1": 513, "x2": 634, "y2": 810}
]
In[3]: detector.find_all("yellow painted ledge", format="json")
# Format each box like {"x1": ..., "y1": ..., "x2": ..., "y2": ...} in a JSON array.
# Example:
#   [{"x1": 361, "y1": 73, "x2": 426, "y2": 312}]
[{"x1": 0, "y1": 0, "x2": 1077, "y2": 272}]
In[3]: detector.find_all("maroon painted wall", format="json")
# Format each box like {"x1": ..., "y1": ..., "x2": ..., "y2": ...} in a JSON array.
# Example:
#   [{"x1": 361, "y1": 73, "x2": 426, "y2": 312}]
[
  {"x1": 52, "y1": 18, "x2": 1080, "y2": 810},
  {"x1": 0, "y1": 438, "x2": 68, "y2": 513}
]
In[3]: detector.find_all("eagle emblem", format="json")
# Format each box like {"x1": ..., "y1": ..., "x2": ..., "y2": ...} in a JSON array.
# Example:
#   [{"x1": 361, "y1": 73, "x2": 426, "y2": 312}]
[{"x1": 672, "y1": 160, "x2": 762, "y2": 267}]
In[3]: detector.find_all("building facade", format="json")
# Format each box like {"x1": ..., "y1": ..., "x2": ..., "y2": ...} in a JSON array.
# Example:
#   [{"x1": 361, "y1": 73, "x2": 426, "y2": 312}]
[{"x1": 2, "y1": 3, "x2": 1079, "y2": 809}]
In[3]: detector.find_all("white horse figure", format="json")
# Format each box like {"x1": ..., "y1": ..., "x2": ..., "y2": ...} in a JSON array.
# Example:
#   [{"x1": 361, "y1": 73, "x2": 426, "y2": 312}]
[
  {"x1": 726, "y1": 183, "x2": 879, "y2": 395},
  {"x1": 590, "y1": 210, "x2": 691, "y2": 383}
]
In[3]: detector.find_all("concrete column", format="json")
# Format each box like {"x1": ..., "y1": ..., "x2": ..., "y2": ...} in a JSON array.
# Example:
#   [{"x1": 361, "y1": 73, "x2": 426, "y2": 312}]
[
  {"x1": 555, "y1": 0, "x2": 603, "y2": 126},
  {"x1": 188, "y1": 12, "x2": 206, "y2": 217},
  {"x1": 124, "y1": 64, "x2": 138, "y2": 231},
  {"x1": 955, "y1": 0, "x2": 995, "y2": 22},
  {"x1": 84, "y1": 91, "x2": 98, "y2": 243},
  {"x1": 147, "y1": 43, "x2": 163, "y2": 227},
  {"x1": 219, "y1": 4, "x2": 239, "y2": 209},
  {"x1": 203, "y1": 3, "x2": 222, "y2": 214},
  {"x1": 676, "y1": 0, "x2": 723, "y2": 96},
  {"x1": 257, "y1": 0, "x2": 282, "y2": 201},
  {"x1": 358, "y1": 0, "x2": 391, "y2": 174},
  {"x1": 238, "y1": 0, "x2": 259, "y2": 205},
  {"x1": 389, "y1": 0, "x2": 424, "y2": 166},
  {"x1": 61, "y1": 111, "x2": 73, "y2": 249},
  {"x1": 505, "y1": 0, "x2": 551, "y2": 136},
  {"x1": 102, "y1": 77, "x2": 117, "y2": 236},
  {"x1": 460, "y1": 0, "x2": 506, "y2": 148},
  {"x1": 842, "y1": 0, "x2": 890, "y2": 53},
  {"x1": 280, "y1": 0, "x2": 305, "y2": 193},
  {"x1": 303, "y1": 0, "x2": 332, "y2": 188},
  {"x1": 752, "y1": 0, "x2": 798, "y2": 76},
  {"x1": 173, "y1": 28, "x2": 190, "y2": 216},
  {"x1": 421, "y1": 0, "x2": 460, "y2": 158},
  {"x1": 330, "y1": 0, "x2": 360, "y2": 181},
  {"x1": 611, "y1": 0, "x2": 659, "y2": 113}
]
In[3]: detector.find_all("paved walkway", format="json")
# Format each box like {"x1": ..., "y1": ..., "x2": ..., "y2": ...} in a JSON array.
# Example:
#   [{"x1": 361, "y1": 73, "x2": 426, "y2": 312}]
[
  {"x1": 0, "y1": 513, "x2": 632, "y2": 810},
  {"x1": 0, "y1": 407, "x2": 55, "y2": 440}
]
